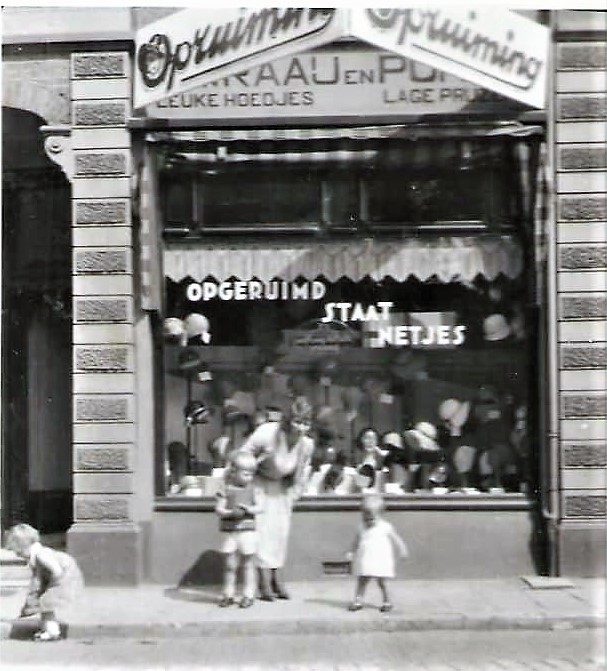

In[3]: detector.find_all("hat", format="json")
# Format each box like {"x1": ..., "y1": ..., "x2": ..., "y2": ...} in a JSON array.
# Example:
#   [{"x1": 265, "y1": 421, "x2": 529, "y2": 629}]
[
  {"x1": 222, "y1": 400, "x2": 247, "y2": 424},
  {"x1": 184, "y1": 401, "x2": 211, "y2": 425},
  {"x1": 382, "y1": 431, "x2": 403, "y2": 450},
  {"x1": 476, "y1": 386, "x2": 500, "y2": 405},
  {"x1": 483, "y1": 313, "x2": 511, "y2": 342},
  {"x1": 163, "y1": 317, "x2": 186, "y2": 344},
  {"x1": 403, "y1": 422, "x2": 440, "y2": 453},
  {"x1": 438, "y1": 399, "x2": 471, "y2": 428},
  {"x1": 184, "y1": 313, "x2": 211, "y2": 344},
  {"x1": 177, "y1": 347, "x2": 204, "y2": 371}
]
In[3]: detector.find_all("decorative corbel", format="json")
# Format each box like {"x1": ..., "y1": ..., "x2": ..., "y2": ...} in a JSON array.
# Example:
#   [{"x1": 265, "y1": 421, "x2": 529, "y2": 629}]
[{"x1": 40, "y1": 125, "x2": 73, "y2": 181}]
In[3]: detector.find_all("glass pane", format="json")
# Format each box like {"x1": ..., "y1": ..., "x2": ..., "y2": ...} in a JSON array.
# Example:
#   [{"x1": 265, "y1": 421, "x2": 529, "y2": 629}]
[
  {"x1": 162, "y1": 274, "x2": 531, "y2": 499},
  {"x1": 202, "y1": 171, "x2": 321, "y2": 226}
]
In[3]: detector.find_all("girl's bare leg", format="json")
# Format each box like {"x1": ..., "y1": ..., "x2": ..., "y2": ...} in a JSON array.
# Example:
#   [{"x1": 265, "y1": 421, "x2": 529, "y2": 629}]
[
  {"x1": 349, "y1": 576, "x2": 369, "y2": 610},
  {"x1": 377, "y1": 578, "x2": 393, "y2": 611},
  {"x1": 219, "y1": 552, "x2": 238, "y2": 605}
]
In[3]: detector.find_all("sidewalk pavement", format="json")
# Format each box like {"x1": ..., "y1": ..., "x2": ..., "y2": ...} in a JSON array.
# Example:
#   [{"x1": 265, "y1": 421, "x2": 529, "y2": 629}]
[{"x1": 1, "y1": 559, "x2": 604, "y2": 640}]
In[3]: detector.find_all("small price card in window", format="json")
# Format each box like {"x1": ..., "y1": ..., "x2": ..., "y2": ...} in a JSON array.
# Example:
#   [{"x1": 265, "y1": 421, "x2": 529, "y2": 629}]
[{"x1": 380, "y1": 393, "x2": 394, "y2": 405}]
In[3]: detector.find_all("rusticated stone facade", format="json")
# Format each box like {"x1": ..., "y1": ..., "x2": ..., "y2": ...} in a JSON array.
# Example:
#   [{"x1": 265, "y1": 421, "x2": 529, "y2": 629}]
[
  {"x1": 68, "y1": 50, "x2": 141, "y2": 585},
  {"x1": 554, "y1": 12, "x2": 607, "y2": 576}
]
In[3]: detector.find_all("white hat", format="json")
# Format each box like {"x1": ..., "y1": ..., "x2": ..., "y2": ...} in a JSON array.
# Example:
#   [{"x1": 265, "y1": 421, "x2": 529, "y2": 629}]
[
  {"x1": 404, "y1": 422, "x2": 440, "y2": 453},
  {"x1": 184, "y1": 313, "x2": 211, "y2": 344},
  {"x1": 438, "y1": 399, "x2": 471, "y2": 428},
  {"x1": 163, "y1": 317, "x2": 186, "y2": 345},
  {"x1": 383, "y1": 432, "x2": 403, "y2": 450},
  {"x1": 483, "y1": 314, "x2": 511, "y2": 342}
]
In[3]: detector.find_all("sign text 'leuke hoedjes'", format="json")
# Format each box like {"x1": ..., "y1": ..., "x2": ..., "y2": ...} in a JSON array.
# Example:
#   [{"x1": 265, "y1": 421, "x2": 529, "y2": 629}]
[{"x1": 135, "y1": 8, "x2": 549, "y2": 110}]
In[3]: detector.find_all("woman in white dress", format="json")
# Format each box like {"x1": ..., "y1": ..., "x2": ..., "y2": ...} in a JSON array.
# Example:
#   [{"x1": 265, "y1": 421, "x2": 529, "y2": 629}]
[{"x1": 240, "y1": 397, "x2": 314, "y2": 601}]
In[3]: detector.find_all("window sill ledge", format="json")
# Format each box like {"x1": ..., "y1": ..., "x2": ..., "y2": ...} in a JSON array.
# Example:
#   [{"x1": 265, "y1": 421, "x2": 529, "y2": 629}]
[{"x1": 154, "y1": 493, "x2": 532, "y2": 513}]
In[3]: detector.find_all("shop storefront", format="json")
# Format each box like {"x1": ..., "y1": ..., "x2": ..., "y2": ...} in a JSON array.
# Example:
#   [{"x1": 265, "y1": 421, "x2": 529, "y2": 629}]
[
  {"x1": 136, "y1": 23, "x2": 550, "y2": 581},
  {"x1": 3, "y1": 8, "x2": 605, "y2": 585}
]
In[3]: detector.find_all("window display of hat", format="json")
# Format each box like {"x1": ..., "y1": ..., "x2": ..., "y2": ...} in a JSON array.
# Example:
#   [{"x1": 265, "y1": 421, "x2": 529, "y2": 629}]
[
  {"x1": 403, "y1": 422, "x2": 440, "y2": 453},
  {"x1": 184, "y1": 401, "x2": 211, "y2": 425},
  {"x1": 163, "y1": 317, "x2": 187, "y2": 346},
  {"x1": 183, "y1": 313, "x2": 211, "y2": 344},
  {"x1": 438, "y1": 398, "x2": 471, "y2": 436},
  {"x1": 482, "y1": 313, "x2": 511, "y2": 341}
]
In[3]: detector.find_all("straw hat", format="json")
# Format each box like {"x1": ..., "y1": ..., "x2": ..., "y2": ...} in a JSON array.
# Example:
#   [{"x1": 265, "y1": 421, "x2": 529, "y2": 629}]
[
  {"x1": 483, "y1": 314, "x2": 511, "y2": 342},
  {"x1": 177, "y1": 347, "x2": 204, "y2": 371},
  {"x1": 382, "y1": 431, "x2": 403, "y2": 450},
  {"x1": 438, "y1": 399, "x2": 471, "y2": 429},
  {"x1": 403, "y1": 422, "x2": 440, "y2": 453},
  {"x1": 184, "y1": 313, "x2": 211, "y2": 344}
]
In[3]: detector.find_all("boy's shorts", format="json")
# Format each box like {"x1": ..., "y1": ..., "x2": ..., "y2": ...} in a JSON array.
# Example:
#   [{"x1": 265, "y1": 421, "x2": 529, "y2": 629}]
[{"x1": 220, "y1": 530, "x2": 257, "y2": 555}]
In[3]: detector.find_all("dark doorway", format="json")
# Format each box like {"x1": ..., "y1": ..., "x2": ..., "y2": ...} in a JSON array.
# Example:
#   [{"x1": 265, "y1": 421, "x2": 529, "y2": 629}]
[{"x1": 2, "y1": 107, "x2": 72, "y2": 533}]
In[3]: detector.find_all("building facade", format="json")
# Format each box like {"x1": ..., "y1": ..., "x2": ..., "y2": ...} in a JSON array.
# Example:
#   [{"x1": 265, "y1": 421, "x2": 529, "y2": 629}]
[{"x1": 2, "y1": 8, "x2": 605, "y2": 584}]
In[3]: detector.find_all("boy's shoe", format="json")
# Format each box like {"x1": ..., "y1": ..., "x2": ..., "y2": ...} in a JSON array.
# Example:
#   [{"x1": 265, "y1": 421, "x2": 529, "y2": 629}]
[
  {"x1": 33, "y1": 631, "x2": 62, "y2": 642},
  {"x1": 239, "y1": 597, "x2": 254, "y2": 609},
  {"x1": 348, "y1": 600, "x2": 363, "y2": 612},
  {"x1": 380, "y1": 602, "x2": 393, "y2": 613},
  {"x1": 218, "y1": 595, "x2": 236, "y2": 607},
  {"x1": 271, "y1": 584, "x2": 290, "y2": 600}
]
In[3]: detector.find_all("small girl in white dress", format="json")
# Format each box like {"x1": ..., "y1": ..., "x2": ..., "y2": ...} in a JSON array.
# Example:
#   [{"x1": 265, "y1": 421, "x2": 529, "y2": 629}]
[{"x1": 346, "y1": 494, "x2": 408, "y2": 612}]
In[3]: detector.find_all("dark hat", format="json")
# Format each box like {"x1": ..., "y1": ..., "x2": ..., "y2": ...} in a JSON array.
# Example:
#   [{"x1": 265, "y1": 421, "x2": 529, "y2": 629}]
[
  {"x1": 184, "y1": 401, "x2": 211, "y2": 425},
  {"x1": 178, "y1": 347, "x2": 204, "y2": 371}
]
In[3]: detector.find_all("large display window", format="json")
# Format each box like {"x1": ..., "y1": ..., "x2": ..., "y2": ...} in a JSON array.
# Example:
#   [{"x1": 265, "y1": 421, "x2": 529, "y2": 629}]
[{"x1": 154, "y1": 131, "x2": 540, "y2": 500}]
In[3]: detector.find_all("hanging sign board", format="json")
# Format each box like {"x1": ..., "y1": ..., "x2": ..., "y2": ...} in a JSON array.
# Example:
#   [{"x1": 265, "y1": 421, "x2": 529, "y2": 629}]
[
  {"x1": 134, "y1": 8, "x2": 345, "y2": 109},
  {"x1": 145, "y1": 48, "x2": 524, "y2": 121},
  {"x1": 135, "y1": 8, "x2": 549, "y2": 111},
  {"x1": 349, "y1": 8, "x2": 549, "y2": 109}
]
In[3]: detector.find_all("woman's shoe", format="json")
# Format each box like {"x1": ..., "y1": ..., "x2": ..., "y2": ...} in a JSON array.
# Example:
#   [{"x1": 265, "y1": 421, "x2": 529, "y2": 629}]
[
  {"x1": 239, "y1": 597, "x2": 254, "y2": 609},
  {"x1": 348, "y1": 600, "x2": 363, "y2": 612},
  {"x1": 271, "y1": 570, "x2": 290, "y2": 599},
  {"x1": 257, "y1": 569, "x2": 275, "y2": 601},
  {"x1": 218, "y1": 595, "x2": 236, "y2": 607},
  {"x1": 380, "y1": 602, "x2": 393, "y2": 613}
]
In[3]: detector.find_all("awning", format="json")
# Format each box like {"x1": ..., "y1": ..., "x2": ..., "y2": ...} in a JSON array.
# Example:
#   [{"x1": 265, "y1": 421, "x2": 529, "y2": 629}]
[
  {"x1": 164, "y1": 236, "x2": 523, "y2": 284},
  {"x1": 147, "y1": 122, "x2": 543, "y2": 145}
]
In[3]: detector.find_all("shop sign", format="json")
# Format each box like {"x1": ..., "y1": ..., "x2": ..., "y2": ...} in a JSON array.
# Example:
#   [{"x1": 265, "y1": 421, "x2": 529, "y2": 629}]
[
  {"x1": 146, "y1": 47, "x2": 522, "y2": 121},
  {"x1": 134, "y1": 8, "x2": 345, "y2": 109},
  {"x1": 350, "y1": 8, "x2": 549, "y2": 109}
]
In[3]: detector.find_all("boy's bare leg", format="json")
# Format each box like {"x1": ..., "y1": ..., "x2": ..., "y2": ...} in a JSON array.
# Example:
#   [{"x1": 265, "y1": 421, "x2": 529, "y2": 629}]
[
  {"x1": 220, "y1": 552, "x2": 238, "y2": 604},
  {"x1": 241, "y1": 554, "x2": 256, "y2": 599}
]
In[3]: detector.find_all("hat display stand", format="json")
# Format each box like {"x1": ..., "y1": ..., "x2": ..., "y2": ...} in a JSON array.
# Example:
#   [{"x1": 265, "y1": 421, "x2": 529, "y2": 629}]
[{"x1": 171, "y1": 346, "x2": 212, "y2": 475}]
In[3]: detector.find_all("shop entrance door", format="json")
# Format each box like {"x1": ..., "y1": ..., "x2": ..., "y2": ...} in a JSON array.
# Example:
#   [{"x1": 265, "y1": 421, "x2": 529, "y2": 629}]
[{"x1": 1, "y1": 107, "x2": 72, "y2": 533}]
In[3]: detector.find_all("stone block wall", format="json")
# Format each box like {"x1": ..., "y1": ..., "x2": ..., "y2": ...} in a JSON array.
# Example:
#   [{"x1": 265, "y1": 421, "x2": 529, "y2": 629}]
[
  {"x1": 553, "y1": 11, "x2": 607, "y2": 576},
  {"x1": 67, "y1": 51, "x2": 142, "y2": 584}
]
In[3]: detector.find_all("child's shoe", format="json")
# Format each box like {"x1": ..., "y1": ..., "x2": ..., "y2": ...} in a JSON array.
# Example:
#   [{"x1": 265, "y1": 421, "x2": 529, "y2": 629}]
[
  {"x1": 380, "y1": 602, "x2": 393, "y2": 613},
  {"x1": 239, "y1": 597, "x2": 254, "y2": 609},
  {"x1": 218, "y1": 595, "x2": 236, "y2": 607},
  {"x1": 348, "y1": 600, "x2": 363, "y2": 612},
  {"x1": 34, "y1": 621, "x2": 62, "y2": 642}
]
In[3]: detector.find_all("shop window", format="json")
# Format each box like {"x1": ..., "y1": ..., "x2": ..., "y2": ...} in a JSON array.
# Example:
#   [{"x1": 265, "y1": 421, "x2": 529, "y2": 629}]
[
  {"x1": 157, "y1": 134, "x2": 536, "y2": 501},
  {"x1": 161, "y1": 275, "x2": 531, "y2": 500}
]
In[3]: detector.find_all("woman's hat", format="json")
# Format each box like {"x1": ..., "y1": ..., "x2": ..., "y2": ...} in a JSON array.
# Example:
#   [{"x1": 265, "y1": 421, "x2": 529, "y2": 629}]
[
  {"x1": 177, "y1": 347, "x2": 204, "y2": 371},
  {"x1": 184, "y1": 401, "x2": 211, "y2": 425},
  {"x1": 438, "y1": 399, "x2": 471, "y2": 428},
  {"x1": 483, "y1": 313, "x2": 511, "y2": 342},
  {"x1": 184, "y1": 313, "x2": 211, "y2": 344},
  {"x1": 163, "y1": 317, "x2": 186, "y2": 344},
  {"x1": 403, "y1": 422, "x2": 440, "y2": 453},
  {"x1": 222, "y1": 400, "x2": 247, "y2": 424},
  {"x1": 382, "y1": 431, "x2": 403, "y2": 450}
]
